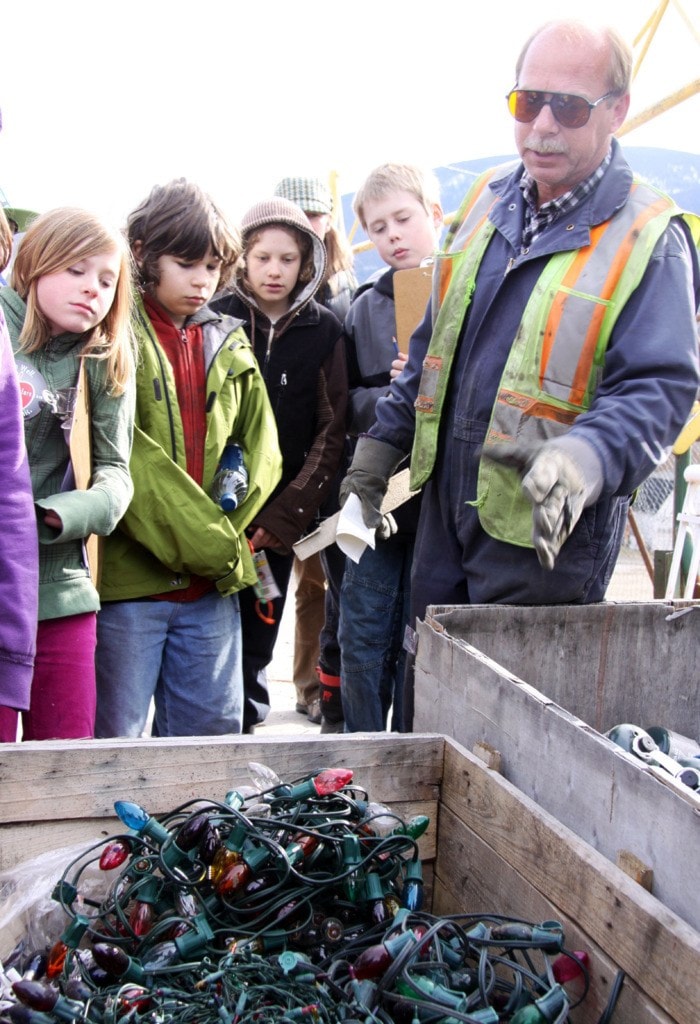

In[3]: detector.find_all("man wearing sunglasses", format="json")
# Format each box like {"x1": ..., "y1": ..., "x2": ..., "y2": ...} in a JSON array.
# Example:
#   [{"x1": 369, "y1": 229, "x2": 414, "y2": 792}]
[{"x1": 340, "y1": 20, "x2": 700, "y2": 728}]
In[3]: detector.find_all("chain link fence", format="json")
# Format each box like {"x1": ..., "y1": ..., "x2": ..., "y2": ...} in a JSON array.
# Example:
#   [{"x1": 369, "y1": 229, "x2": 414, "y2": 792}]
[{"x1": 606, "y1": 442, "x2": 699, "y2": 600}]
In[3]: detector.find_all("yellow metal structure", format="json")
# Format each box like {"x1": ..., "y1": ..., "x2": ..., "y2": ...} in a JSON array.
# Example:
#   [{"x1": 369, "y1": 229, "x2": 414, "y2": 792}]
[
  {"x1": 346, "y1": 0, "x2": 700, "y2": 254},
  {"x1": 617, "y1": 0, "x2": 700, "y2": 138}
]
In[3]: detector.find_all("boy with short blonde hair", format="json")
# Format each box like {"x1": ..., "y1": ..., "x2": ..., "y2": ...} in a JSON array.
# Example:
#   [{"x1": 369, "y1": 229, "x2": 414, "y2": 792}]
[
  {"x1": 353, "y1": 163, "x2": 442, "y2": 230},
  {"x1": 337, "y1": 163, "x2": 443, "y2": 733}
]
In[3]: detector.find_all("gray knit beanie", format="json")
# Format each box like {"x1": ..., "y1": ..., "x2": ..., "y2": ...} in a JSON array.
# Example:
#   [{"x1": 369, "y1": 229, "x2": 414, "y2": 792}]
[
  {"x1": 241, "y1": 196, "x2": 317, "y2": 239},
  {"x1": 238, "y1": 196, "x2": 327, "y2": 308},
  {"x1": 274, "y1": 176, "x2": 333, "y2": 215}
]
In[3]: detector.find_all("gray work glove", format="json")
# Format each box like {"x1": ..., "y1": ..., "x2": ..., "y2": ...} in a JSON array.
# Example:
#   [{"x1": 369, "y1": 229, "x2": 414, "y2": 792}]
[
  {"x1": 376, "y1": 512, "x2": 398, "y2": 542},
  {"x1": 339, "y1": 436, "x2": 406, "y2": 531},
  {"x1": 482, "y1": 438, "x2": 603, "y2": 570}
]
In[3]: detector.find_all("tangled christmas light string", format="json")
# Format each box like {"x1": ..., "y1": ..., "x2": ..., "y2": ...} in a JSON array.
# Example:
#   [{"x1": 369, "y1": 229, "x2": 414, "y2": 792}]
[{"x1": 0, "y1": 764, "x2": 594, "y2": 1024}]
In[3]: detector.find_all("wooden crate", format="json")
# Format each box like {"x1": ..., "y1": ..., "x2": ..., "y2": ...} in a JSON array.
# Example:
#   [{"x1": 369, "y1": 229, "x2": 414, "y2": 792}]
[
  {"x1": 413, "y1": 602, "x2": 700, "y2": 933},
  {"x1": 0, "y1": 734, "x2": 698, "y2": 1024}
]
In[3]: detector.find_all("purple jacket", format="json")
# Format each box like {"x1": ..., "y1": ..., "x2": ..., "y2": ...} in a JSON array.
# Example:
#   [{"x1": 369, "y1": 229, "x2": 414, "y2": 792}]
[{"x1": 0, "y1": 309, "x2": 37, "y2": 710}]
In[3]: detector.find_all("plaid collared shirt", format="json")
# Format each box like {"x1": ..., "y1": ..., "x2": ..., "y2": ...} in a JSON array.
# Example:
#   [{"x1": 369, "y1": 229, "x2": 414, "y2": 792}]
[{"x1": 519, "y1": 147, "x2": 613, "y2": 250}]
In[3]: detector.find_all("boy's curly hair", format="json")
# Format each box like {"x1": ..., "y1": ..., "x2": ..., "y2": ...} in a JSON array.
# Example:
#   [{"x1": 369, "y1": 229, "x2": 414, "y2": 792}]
[{"x1": 127, "y1": 178, "x2": 240, "y2": 291}]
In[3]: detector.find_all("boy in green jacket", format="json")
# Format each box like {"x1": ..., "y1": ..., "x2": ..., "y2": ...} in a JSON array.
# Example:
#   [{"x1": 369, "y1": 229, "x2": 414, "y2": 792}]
[{"x1": 95, "y1": 179, "x2": 282, "y2": 738}]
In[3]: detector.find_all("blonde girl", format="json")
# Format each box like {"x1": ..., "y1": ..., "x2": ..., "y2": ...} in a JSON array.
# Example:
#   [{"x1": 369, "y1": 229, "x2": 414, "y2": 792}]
[{"x1": 0, "y1": 208, "x2": 135, "y2": 741}]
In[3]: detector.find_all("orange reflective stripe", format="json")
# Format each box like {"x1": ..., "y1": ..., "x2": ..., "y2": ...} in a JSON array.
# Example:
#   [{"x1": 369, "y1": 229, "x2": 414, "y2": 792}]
[
  {"x1": 570, "y1": 194, "x2": 672, "y2": 404},
  {"x1": 540, "y1": 185, "x2": 674, "y2": 405},
  {"x1": 437, "y1": 258, "x2": 456, "y2": 307},
  {"x1": 445, "y1": 170, "x2": 496, "y2": 247},
  {"x1": 437, "y1": 213, "x2": 492, "y2": 306},
  {"x1": 437, "y1": 166, "x2": 505, "y2": 310},
  {"x1": 496, "y1": 388, "x2": 579, "y2": 426},
  {"x1": 540, "y1": 220, "x2": 611, "y2": 389}
]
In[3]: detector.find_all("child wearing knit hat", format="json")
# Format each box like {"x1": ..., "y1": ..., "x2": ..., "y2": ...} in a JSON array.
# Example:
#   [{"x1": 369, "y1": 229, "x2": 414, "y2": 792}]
[
  {"x1": 273, "y1": 177, "x2": 357, "y2": 732},
  {"x1": 273, "y1": 177, "x2": 357, "y2": 322},
  {"x1": 212, "y1": 196, "x2": 348, "y2": 733}
]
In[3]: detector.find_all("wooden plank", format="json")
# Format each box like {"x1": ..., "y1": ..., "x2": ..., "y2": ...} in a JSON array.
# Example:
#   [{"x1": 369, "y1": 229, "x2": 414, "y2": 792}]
[
  {"x1": 440, "y1": 740, "x2": 700, "y2": 1024},
  {"x1": 424, "y1": 602, "x2": 700, "y2": 734},
  {"x1": 0, "y1": 736, "x2": 443, "y2": 868},
  {"x1": 414, "y1": 618, "x2": 700, "y2": 931},
  {"x1": 472, "y1": 739, "x2": 502, "y2": 772},
  {"x1": 617, "y1": 850, "x2": 654, "y2": 891},
  {"x1": 0, "y1": 734, "x2": 443, "y2": 823},
  {"x1": 433, "y1": 804, "x2": 673, "y2": 1024}
]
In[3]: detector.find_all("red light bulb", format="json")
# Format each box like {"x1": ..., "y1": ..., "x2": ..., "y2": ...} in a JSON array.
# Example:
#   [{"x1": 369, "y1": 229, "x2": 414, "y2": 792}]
[
  {"x1": 552, "y1": 950, "x2": 590, "y2": 984},
  {"x1": 118, "y1": 987, "x2": 152, "y2": 1015},
  {"x1": 352, "y1": 931, "x2": 417, "y2": 980},
  {"x1": 285, "y1": 833, "x2": 319, "y2": 866},
  {"x1": 312, "y1": 768, "x2": 353, "y2": 795},
  {"x1": 127, "y1": 876, "x2": 160, "y2": 937},
  {"x1": 353, "y1": 943, "x2": 392, "y2": 980},
  {"x1": 99, "y1": 839, "x2": 131, "y2": 871},
  {"x1": 215, "y1": 845, "x2": 269, "y2": 896},
  {"x1": 215, "y1": 860, "x2": 252, "y2": 896},
  {"x1": 45, "y1": 915, "x2": 89, "y2": 980},
  {"x1": 279, "y1": 768, "x2": 354, "y2": 801},
  {"x1": 129, "y1": 899, "x2": 154, "y2": 937},
  {"x1": 45, "y1": 942, "x2": 68, "y2": 981}
]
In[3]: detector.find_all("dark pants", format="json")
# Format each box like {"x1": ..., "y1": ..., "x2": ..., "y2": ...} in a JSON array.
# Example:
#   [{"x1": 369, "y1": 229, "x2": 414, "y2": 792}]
[
  {"x1": 318, "y1": 541, "x2": 346, "y2": 677},
  {"x1": 240, "y1": 548, "x2": 294, "y2": 731}
]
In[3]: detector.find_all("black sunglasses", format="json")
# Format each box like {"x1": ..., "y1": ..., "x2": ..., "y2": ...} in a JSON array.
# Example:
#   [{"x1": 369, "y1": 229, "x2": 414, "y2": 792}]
[{"x1": 506, "y1": 88, "x2": 615, "y2": 129}]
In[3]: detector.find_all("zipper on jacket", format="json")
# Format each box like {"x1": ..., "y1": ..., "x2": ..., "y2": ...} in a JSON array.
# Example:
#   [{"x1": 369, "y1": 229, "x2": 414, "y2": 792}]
[
  {"x1": 263, "y1": 322, "x2": 276, "y2": 376},
  {"x1": 139, "y1": 307, "x2": 179, "y2": 462},
  {"x1": 203, "y1": 324, "x2": 243, "y2": 412}
]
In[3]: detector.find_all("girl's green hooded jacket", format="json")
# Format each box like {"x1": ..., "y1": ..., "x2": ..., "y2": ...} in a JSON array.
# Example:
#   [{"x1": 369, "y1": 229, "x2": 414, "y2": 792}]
[{"x1": 0, "y1": 286, "x2": 135, "y2": 620}]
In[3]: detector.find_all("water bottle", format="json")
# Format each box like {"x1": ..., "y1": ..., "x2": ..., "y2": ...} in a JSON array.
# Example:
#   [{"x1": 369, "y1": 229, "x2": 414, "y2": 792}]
[{"x1": 211, "y1": 443, "x2": 248, "y2": 511}]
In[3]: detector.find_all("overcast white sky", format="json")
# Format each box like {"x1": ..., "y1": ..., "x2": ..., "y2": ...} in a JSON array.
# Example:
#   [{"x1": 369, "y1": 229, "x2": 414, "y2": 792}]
[{"x1": 1, "y1": 0, "x2": 698, "y2": 229}]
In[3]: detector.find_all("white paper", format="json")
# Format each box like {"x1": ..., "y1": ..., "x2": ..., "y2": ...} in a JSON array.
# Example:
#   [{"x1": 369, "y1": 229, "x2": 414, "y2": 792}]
[{"x1": 335, "y1": 493, "x2": 376, "y2": 563}]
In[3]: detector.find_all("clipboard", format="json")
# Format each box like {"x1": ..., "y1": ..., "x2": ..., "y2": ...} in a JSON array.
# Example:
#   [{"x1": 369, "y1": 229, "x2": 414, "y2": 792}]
[
  {"x1": 393, "y1": 263, "x2": 433, "y2": 354},
  {"x1": 69, "y1": 361, "x2": 103, "y2": 589}
]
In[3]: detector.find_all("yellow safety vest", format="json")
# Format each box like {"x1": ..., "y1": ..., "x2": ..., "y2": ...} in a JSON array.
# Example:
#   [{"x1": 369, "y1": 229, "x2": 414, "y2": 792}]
[{"x1": 410, "y1": 165, "x2": 698, "y2": 548}]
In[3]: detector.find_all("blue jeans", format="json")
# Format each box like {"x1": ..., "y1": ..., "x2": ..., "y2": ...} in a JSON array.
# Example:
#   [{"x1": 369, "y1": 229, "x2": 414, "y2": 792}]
[
  {"x1": 94, "y1": 591, "x2": 243, "y2": 737},
  {"x1": 338, "y1": 537, "x2": 413, "y2": 732}
]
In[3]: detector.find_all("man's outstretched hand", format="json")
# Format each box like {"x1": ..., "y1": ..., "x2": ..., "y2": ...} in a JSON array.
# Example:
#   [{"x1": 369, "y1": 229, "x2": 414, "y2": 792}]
[{"x1": 483, "y1": 440, "x2": 602, "y2": 570}]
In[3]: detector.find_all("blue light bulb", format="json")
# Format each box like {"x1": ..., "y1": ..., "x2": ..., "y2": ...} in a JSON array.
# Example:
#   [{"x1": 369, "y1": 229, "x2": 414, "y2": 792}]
[
  {"x1": 113, "y1": 799, "x2": 170, "y2": 846},
  {"x1": 114, "y1": 800, "x2": 149, "y2": 831}
]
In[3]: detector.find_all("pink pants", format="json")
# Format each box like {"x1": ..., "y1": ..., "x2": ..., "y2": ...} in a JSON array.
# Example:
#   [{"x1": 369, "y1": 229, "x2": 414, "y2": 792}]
[{"x1": 0, "y1": 612, "x2": 96, "y2": 741}]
